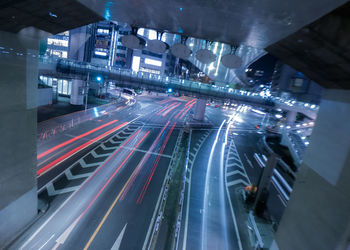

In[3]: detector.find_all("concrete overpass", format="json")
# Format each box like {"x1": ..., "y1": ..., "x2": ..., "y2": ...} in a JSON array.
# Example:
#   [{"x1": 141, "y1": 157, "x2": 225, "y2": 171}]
[{"x1": 39, "y1": 57, "x2": 319, "y2": 120}]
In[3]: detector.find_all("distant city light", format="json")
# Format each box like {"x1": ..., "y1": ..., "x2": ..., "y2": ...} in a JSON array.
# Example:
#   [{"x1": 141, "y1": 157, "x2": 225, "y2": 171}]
[
  {"x1": 96, "y1": 76, "x2": 102, "y2": 82},
  {"x1": 148, "y1": 30, "x2": 157, "y2": 40},
  {"x1": 145, "y1": 58, "x2": 162, "y2": 67},
  {"x1": 252, "y1": 109, "x2": 266, "y2": 115},
  {"x1": 94, "y1": 51, "x2": 107, "y2": 56},
  {"x1": 132, "y1": 56, "x2": 141, "y2": 72},
  {"x1": 97, "y1": 28, "x2": 109, "y2": 35},
  {"x1": 167, "y1": 88, "x2": 173, "y2": 93},
  {"x1": 275, "y1": 114, "x2": 283, "y2": 119}
]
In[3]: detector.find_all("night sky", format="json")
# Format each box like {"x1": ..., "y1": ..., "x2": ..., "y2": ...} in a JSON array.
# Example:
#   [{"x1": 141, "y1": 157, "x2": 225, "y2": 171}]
[{"x1": 249, "y1": 54, "x2": 278, "y2": 82}]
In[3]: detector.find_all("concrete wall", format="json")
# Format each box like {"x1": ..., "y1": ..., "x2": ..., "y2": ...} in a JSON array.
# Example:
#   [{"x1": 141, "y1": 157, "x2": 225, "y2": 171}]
[
  {"x1": 0, "y1": 31, "x2": 38, "y2": 247},
  {"x1": 274, "y1": 89, "x2": 350, "y2": 250},
  {"x1": 37, "y1": 87, "x2": 53, "y2": 107}
]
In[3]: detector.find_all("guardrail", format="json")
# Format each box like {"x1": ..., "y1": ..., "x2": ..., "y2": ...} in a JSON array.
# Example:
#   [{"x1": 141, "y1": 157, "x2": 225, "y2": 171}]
[{"x1": 247, "y1": 211, "x2": 264, "y2": 249}]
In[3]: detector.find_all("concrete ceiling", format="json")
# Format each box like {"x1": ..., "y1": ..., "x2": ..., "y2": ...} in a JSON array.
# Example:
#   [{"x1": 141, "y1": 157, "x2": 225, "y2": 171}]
[
  {"x1": 0, "y1": 0, "x2": 103, "y2": 34},
  {"x1": 267, "y1": 2, "x2": 350, "y2": 89},
  {"x1": 77, "y1": 0, "x2": 348, "y2": 48}
]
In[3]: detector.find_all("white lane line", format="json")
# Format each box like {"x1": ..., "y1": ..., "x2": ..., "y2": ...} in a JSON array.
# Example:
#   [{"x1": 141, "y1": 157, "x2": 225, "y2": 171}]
[
  {"x1": 183, "y1": 130, "x2": 211, "y2": 250},
  {"x1": 111, "y1": 223, "x2": 127, "y2": 250},
  {"x1": 65, "y1": 169, "x2": 92, "y2": 180},
  {"x1": 244, "y1": 153, "x2": 254, "y2": 168},
  {"x1": 225, "y1": 139, "x2": 243, "y2": 250},
  {"x1": 227, "y1": 179, "x2": 249, "y2": 187},
  {"x1": 79, "y1": 158, "x2": 99, "y2": 168},
  {"x1": 38, "y1": 234, "x2": 55, "y2": 250},
  {"x1": 47, "y1": 183, "x2": 79, "y2": 196},
  {"x1": 226, "y1": 170, "x2": 245, "y2": 177},
  {"x1": 201, "y1": 120, "x2": 226, "y2": 250}
]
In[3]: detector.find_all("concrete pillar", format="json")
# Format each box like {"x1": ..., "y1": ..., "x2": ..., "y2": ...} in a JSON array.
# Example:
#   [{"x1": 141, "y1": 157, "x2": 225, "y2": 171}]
[
  {"x1": 70, "y1": 79, "x2": 85, "y2": 105},
  {"x1": 0, "y1": 31, "x2": 39, "y2": 247},
  {"x1": 274, "y1": 89, "x2": 350, "y2": 250},
  {"x1": 193, "y1": 99, "x2": 206, "y2": 121},
  {"x1": 286, "y1": 110, "x2": 297, "y2": 124}
]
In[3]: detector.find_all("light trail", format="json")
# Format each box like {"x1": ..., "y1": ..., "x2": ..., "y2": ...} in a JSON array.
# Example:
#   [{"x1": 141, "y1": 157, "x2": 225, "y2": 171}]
[
  {"x1": 20, "y1": 128, "x2": 143, "y2": 250},
  {"x1": 156, "y1": 102, "x2": 177, "y2": 115},
  {"x1": 37, "y1": 120, "x2": 119, "y2": 159},
  {"x1": 201, "y1": 120, "x2": 225, "y2": 250},
  {"x1": 58, "y1": 130, "x2": 151, "y2": 250},
  {"x1": 120, "y1": 121, "x2": 170, "y2": 200},
  {"x1": 37, "y1": 122, "x2": 129, "y2": 176},
  {"x1": 175, "y1": 99, "x2": 196, "y2": 119},
  {"x1": 137, "y1": 122, "x2": 176, "y2": 204},
  {"x1": 162, "y1": 103, "x2": 181, "y2": 117},
  {"x1": 179, "y1": 101, "x2": 196, "y2": 119}
]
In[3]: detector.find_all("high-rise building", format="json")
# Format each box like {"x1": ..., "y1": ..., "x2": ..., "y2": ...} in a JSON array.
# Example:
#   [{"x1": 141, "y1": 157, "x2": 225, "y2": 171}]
[
  {"x1": 271, "y1": 62, "x2": 323, "y2": 104},
  {"x1": 45, "y1": 31, "x2": 70, "y2": 58},
  {"x1": 131, "y1": 28, "x2": 176, "y2": 75}
]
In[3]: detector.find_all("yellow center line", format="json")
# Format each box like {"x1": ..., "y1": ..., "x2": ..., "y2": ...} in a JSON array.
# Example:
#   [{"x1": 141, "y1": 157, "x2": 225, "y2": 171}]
[
  {"x1": 83, "y1": 173, "x2": 134, "y2": 250},
  {"x1": 84, "y1": 130, "x2": 150, "y2": 250}
]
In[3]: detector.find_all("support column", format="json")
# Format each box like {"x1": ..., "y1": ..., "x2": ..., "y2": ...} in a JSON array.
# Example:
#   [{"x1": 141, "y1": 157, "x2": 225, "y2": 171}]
[
  {"x1": 286, "y1": 110, "x2": 297, "y2": 124},
  {"x1": 70, "y1": 79, "x2": 85, "y2": 105},
  {"x1": 193, "y1": 99, "x2": 206, "y2": 121},
  {"x1": 274, "y1": 89, "x2": 350, "y2": 250},
  {"x1": 0, "y1": 31, "x2": 39, "y2": 247}
]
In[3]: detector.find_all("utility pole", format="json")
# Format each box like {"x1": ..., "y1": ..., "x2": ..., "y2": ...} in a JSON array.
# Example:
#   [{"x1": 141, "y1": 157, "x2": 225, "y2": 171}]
[
  {"x1": 85, "y1": 72, "x2": 89, "y2": 111},
  {"x1": 253, "y1": 153, "x2": 279, "y2": 214}
]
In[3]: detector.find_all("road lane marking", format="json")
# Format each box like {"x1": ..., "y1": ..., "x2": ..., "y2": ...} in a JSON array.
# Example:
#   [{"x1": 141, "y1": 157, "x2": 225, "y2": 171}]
[
  {"x1": 142, "y1": 128, "x2": 183, "y2": 250},
  {"x1": 37, "y1": 122, "x2": 129, "y2": 176},
  {"x1": 244, "y1": 153, "x2": 254, "y2": 168},
  {"x1": 83, "y1": 131, "x2": 150, "y2": 250},
  {"x1": 227, "y1": 179, "x2": 249, "y2": 187},
  {"x1": 182, "y1": 130, "x2": 211, "y2": 250},
  {"x1": 38, "y1": 234, "x2": 55, "y2": 250},
  {"x1": 37, "y1": 120, "x2": 119, "y2": 159},
  {"x1": 20, "y1": 127, "x2": 143, "y2": 250},
  {"x1": 111, "y1": 224, "x2": 127, "y2": 250},
  {"x1": 201, "y1": 120, "x2": 226, "y2": 250},
  {"x1": 136, "y1": 122, "x2": 177, "y2": 204}
]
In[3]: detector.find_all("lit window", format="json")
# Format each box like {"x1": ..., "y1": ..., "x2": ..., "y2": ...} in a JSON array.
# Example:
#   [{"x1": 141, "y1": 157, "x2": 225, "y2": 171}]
[
  {"x1": 94, "y1": 50, "x2": 108, "y2": 57},
  {"x1": 145, "y1": 58, "x2": 162, "y2": 67},
  {"x1": 148, "y1": 30, "x2": 157, "y2": 40},
  {"x1": 132, "y1": 56, "x2": 141, "y2": 72},
  {"x1": 137, "y1": 28, "x2": 145, "y2": 36},
  {"x1": 97, "y1": 28, "x2": 109, "y2": 35},
  {"x1": 47, "y1": 38, "x2": 68, "y2": 47}
]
